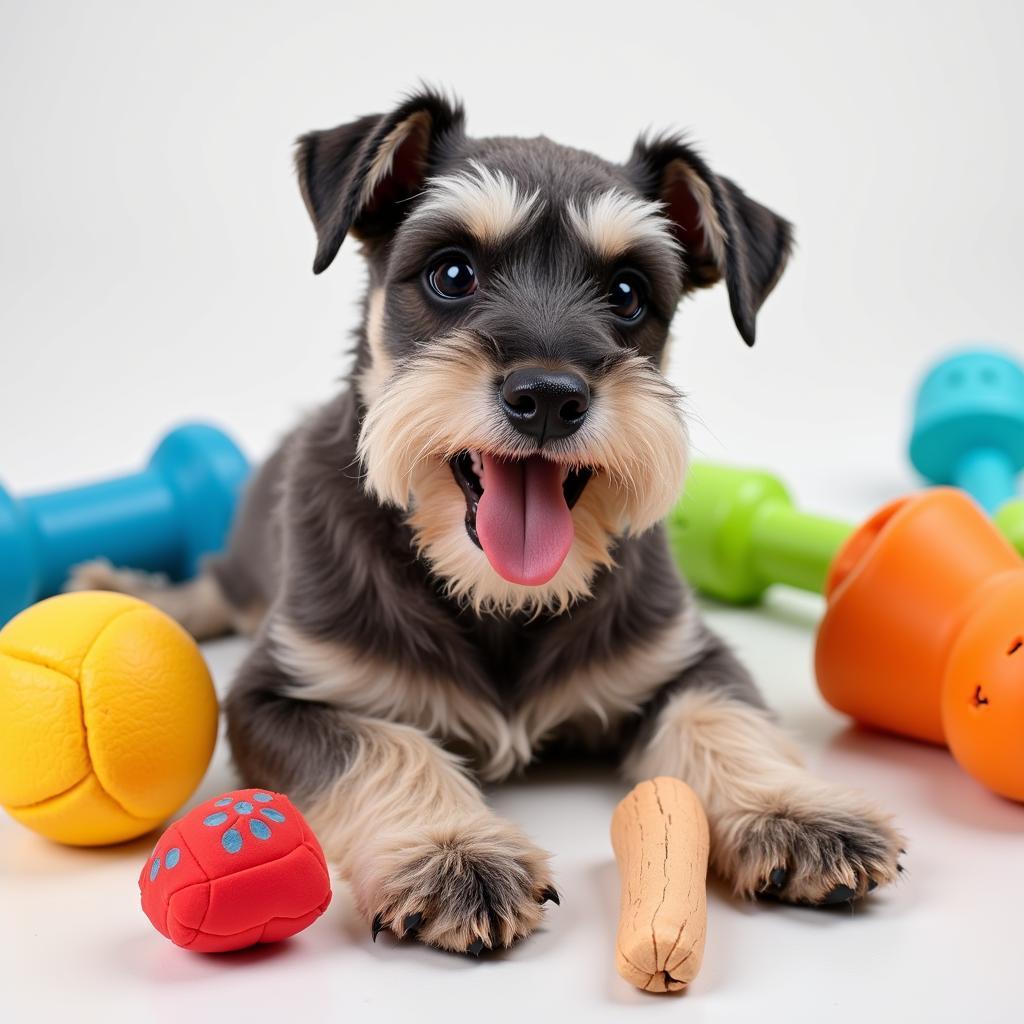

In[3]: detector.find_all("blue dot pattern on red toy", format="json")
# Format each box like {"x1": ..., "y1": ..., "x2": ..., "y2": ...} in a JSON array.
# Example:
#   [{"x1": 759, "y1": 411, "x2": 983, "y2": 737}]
[
  {"x1": 142, "y1": 794, "x2": 294, "y2": 893},
  {"x1": 222, "y1": 828, "x2": 243, "y2": 854},
  {"x1": 249, "y1": 819, "x2": 271, "y2": 840},
  {"x1": 146, "y1": 844, "x2": 183, "y2": 883},
  {"x1": 195, "y1": 793, "x2": 290, "y2": 855}
]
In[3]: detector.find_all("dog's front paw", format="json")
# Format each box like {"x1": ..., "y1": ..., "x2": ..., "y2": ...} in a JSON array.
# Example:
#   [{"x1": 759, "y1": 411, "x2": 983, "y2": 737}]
[
  {"x1": 714, "y1": 781, "x2": 905, "y2": 906},
  {"x1": 355, "y1": 815, "x2": 556, "y2": 954}
]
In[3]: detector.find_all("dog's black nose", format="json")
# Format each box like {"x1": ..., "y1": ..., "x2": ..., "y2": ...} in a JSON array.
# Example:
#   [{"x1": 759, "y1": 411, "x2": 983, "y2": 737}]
[{"x1": 499, "y1": 368, "x2": 590, "y2": 443}]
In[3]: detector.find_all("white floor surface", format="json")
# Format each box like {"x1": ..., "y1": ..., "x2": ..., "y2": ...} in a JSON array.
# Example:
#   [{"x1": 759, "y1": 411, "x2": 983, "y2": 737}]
[{"x1": 3, "y1": 588, "x2": 1023, "y2": 1023}]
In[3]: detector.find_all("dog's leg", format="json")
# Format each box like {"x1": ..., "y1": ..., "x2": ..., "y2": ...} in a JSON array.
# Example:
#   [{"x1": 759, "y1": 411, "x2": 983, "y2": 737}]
[
  {"x1": 64, "y1": 559, "x2": 236, "y2": 640},
  {"x1": 226, "y1": 642, "x2": 555, "y2": 953},
  {"x1": 624, "y1": 640, "x2": 903, "y2": 905}
]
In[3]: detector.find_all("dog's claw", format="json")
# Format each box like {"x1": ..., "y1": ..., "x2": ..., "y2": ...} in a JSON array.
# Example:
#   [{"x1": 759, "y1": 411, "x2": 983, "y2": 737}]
[
  {"x1": 757, "y1": 866, "x2": 787, "y2": 897},
  {"x1": 539, "y1": 886, "x2": 560, "y2": 906},
  {"x1": 403, "y1": 912, "x2": 423, "y2": 935},
  {"x1": 820, "y1": 884, "x2": 857, "y2": 905},
  {"x1": 868, "y1": 878, "x2": 878, "y2": 892},
  {"x1": 467, "y1": 938, "x2": 485, "y2": 956},
  {"x1": 371, "y1": 912, "x2": 385, "y2": 942}
]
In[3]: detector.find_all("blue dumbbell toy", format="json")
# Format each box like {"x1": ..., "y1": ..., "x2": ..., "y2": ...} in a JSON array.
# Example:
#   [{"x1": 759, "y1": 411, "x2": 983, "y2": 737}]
[
  {"x1": 0, "y1": 423, "x2": 250, "y2": 625},
  {"x1": 910, "y1": 348, "x2": 1024, "y2": 512}
]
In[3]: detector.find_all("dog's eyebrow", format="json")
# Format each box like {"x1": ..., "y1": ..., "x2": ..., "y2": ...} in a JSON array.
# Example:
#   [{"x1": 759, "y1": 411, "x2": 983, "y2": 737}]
[
  {"x1": 405, "y1": 160, "x2": 542, "y2": 245},
  {"x1": 566, "y1": 190, "x2": 681, "y2": 261}
]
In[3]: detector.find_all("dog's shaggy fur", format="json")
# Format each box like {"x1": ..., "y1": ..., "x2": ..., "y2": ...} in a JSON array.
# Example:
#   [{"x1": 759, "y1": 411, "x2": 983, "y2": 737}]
[{"x1": 72, "y1": 89, "x2": 903, "y2": 954}]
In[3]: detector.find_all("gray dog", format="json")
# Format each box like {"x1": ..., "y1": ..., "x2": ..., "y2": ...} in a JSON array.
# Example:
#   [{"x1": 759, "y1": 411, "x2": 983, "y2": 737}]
[{"x1": 75, "y1": 88, "x2": 902, "y2": 957}]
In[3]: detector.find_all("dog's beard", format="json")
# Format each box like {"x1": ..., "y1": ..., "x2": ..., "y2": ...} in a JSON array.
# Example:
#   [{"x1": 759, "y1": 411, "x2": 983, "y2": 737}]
[{"x1": 357, "y1": 331, "x2": 689, "y2": 616}]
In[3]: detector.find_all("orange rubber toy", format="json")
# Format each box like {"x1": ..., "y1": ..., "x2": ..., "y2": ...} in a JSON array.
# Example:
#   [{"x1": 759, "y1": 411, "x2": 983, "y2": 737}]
[{"x1": 816, "y1": 488, "x2": 1024, "y2": 801}]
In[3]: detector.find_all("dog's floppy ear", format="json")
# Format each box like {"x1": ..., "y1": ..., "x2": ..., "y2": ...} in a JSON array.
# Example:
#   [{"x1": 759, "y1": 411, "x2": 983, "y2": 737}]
[
  {"x1": 627, "y1": 134, "x2": 793, "y2": 346},
  {"x1": 295, "y1": 89, "x2": 465, "y2": 273}
]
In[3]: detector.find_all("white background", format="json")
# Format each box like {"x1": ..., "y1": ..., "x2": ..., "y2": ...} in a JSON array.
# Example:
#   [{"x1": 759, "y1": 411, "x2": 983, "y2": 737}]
[{"x1": 1, "y1": 1, "x2": 1023, "y2": 1021}]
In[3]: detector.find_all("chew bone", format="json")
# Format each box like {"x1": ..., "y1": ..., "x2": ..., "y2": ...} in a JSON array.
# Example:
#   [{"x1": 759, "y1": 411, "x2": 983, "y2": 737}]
[{"x1": 610, "y1": 777, "x2": 710, "y2": 994}]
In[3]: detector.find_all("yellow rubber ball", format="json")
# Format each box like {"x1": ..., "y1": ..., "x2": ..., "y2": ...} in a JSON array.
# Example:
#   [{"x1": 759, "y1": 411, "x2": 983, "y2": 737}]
[{"x1": 0, "y1": 591, "x2": 218, "y2": 845}]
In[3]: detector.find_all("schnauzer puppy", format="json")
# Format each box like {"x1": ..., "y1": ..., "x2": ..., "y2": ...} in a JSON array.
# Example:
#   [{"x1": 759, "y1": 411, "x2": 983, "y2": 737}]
[{"x1": 76, "y1": 89, "x2": 902, "y2": 955}]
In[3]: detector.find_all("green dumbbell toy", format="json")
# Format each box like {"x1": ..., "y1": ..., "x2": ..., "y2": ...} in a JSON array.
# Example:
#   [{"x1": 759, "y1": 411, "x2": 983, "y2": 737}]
[
  {"x1": 994, "y1": 498, "x2": 1024, "y2": 553},
  {"x1": 669, "y1": 462, "x2": 1024, "y2": 604}
]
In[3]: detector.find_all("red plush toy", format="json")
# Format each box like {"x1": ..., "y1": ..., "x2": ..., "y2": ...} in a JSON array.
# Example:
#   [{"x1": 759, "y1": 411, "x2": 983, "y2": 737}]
[{"x1": 140, "y1": 788, "x2": 332, "y2": 953}]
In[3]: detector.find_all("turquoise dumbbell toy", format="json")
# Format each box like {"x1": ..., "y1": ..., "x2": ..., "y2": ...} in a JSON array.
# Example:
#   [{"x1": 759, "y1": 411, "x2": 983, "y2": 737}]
[
  {"x1": 0, "y1": 423, "x2": 250, "y2": 625},
  {"x1": 909, "y1": 348, "x2": 1024, "y2": 512}
]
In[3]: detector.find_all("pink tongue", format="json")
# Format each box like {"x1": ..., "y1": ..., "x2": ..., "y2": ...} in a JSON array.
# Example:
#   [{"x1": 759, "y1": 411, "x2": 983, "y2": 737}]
[{"x1": 476, "y1": 455, "x2": 575, "y2": 586}]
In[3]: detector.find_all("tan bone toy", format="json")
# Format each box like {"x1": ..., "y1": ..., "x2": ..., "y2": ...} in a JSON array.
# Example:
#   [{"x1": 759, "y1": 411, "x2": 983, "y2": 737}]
[{"x1": 610, "y1": 776, "x2": 710, "y2": 994}]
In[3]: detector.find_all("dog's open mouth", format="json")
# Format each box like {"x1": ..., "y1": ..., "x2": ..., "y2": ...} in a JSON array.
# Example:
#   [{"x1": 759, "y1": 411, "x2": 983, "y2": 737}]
[{"x1": 450, "y1": 450, "x2": 593, "y2": 586}]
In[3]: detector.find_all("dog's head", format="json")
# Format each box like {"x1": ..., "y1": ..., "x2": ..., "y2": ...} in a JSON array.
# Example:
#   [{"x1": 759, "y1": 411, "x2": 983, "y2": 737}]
[{"x1": 296, "y1": 89, "x2": 792, "y2": 615}]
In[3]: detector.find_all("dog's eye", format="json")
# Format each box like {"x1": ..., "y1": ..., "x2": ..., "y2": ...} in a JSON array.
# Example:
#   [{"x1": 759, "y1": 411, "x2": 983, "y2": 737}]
[
  {"x1": 608, "y1": 271, "x2": 646, "y2": 321},
  {"x1": 427, "y1": 256, "x2": 477, "y2": 300}
]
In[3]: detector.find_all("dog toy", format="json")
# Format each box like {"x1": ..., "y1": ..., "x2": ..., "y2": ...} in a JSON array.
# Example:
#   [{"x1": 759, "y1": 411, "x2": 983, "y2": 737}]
[
  {"x1": 0, "y1": 422, "x2": 250, "y2": 625},
  {"x1": 816, "y1": 488, "x2": 1024, "y2": 801},
  {"x1": 909, "y1": 348, "x2": 1024, "y2": 513},
  {"x1": 140, "y1": 788, "x2": 332, "y2": 953},
  {"x1": 995, "y1": 497, "x2": 1024, "y2": 553},
  {"x1": 669, "y1": 462, "x2": 1024, "y2": 604},
  {"x1": 611, "y1": 777, "x2": 709, "y2": 994},
  {"x1": 670, "y1": 464, "x2": 1024, "y2": 801},
  {"x1": 0, "y1": 591, "x2": 218, "y2": 844},
  {"x1": 667, "y1": 462, "x2": 852, "y2": 603}
]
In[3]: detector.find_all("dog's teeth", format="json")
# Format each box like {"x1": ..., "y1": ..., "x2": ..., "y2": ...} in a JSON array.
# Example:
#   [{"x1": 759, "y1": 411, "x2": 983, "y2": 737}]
[{"x1": 469, "y1": 449, "x2": 484, "y2": 486}]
